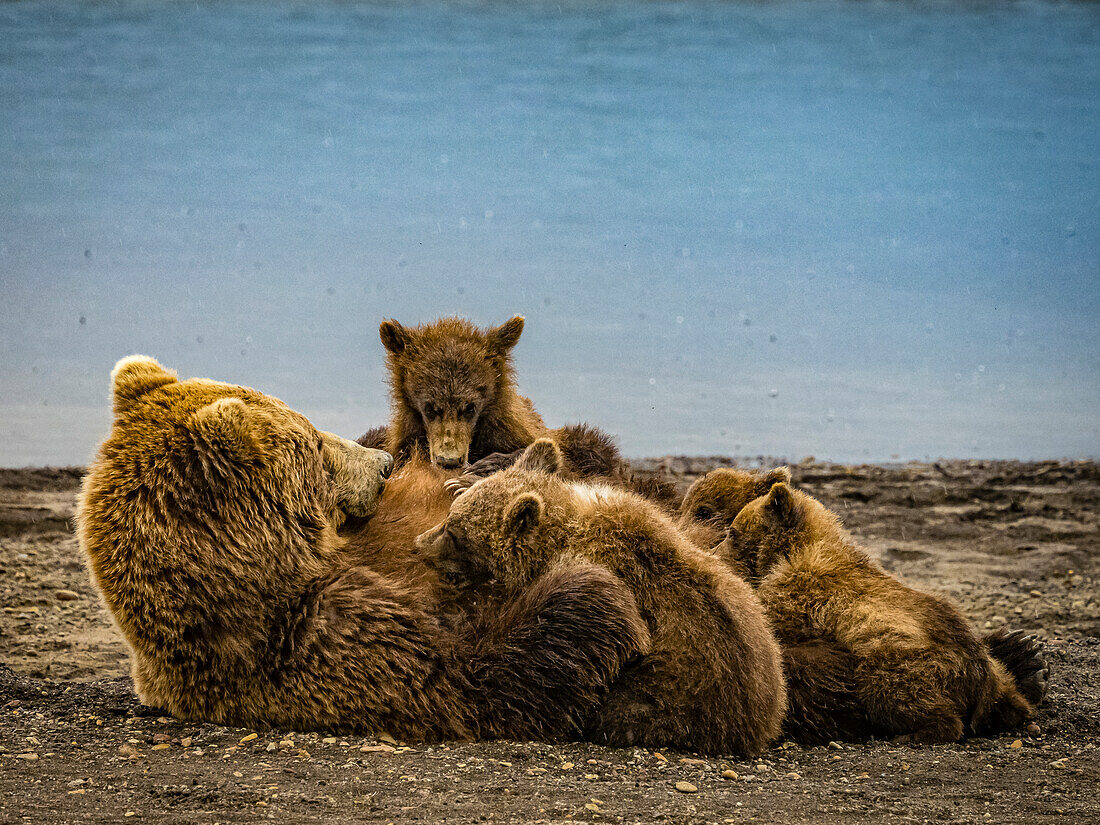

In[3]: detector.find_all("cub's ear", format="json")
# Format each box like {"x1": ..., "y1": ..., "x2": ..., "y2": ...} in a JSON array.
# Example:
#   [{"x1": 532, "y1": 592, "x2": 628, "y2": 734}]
[
  {"x1": 192, "y1": 397, "x2": 262, "y2": 459},
  {"x1": 379, "y1": 319, "x2": 412, "y2": 356},
  {"x1": 759, "y1": 466, "x2": 793, "y2": 494},
  {"x1": 516, "y1": 438, "x2": 563, "y2": 475},
  {"x1": 764, "y1": 482, "x2": 801, "y2": 529},
  {"x1": 487, "y1": 315, "x2": 525, "y2": 355},
  {"x1": 505, "y1": 492, "x2": 543, "y2": 537},
  {"x1": 110, "y1": 355, "x2": 177, "y2": 416}
]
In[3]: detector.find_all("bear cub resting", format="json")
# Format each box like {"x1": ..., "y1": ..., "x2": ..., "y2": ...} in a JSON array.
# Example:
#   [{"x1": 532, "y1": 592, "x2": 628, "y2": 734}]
[
  {"x1": 720, "y1": 480, "x2": 1048, "y2": 744},
  {"x1": 415, "y1": 439, "x2": 787, "y2": 756}
]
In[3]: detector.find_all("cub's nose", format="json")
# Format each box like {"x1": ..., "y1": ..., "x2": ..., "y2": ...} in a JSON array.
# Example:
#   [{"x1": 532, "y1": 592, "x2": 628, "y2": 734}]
[{"x1": 435, "y1": 456, "x2": 463, "y2": 470}]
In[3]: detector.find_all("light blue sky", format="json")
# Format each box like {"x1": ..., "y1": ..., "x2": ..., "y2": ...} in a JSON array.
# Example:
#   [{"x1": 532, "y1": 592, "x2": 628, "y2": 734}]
[{"x1": 1, "y1": 1, "x2": 1097, "y2": 465}]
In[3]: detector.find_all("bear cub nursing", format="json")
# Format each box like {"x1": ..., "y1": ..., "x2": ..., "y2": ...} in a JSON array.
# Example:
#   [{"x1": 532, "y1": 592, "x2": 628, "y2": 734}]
[{"x1": 416, "y1": 439, "x2": 787, "y2": 756}]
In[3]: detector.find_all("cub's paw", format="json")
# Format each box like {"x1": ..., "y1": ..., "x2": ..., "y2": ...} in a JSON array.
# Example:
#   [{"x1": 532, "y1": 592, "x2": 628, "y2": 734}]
[{"x1": 984, "y1": 628, "x2": 1050, "y2": 707}]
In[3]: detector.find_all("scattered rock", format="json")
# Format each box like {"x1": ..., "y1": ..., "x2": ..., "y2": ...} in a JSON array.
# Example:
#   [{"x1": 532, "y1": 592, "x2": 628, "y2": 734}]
[
  {"x1": 786, "y1": 772, "x2": 801, "y2": 780},
  {"x1": 1009, "y1": 739, "x2": 1023, "y2": 749},
  {"x1": 239, "y1": 733, "x2": 258, "y2": 743},
  {"x1": 1027, "y1": 723, "x2": 1041, "y2": 736},
  {"x1": 16, "y1": 752, "x2": 39, "y2": 760},
  {"x1": 675, "y1": 781, "x2": 698, "y2": 793},
  {"x1": 117, "y1": 745, "x2": 138, "y2": 757},
  {"x1": 360, "y1": 744, "x2": 395, "y2": 753},
  {"x1": 54, "y1": 590, "x2": 79, "y2": 602},
  {"x1": 721, "y1": 770, "x2": 738, "y2": 780}
]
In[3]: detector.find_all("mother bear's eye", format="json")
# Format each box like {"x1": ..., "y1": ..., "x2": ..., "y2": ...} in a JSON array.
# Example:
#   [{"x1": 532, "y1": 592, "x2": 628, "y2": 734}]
[
  {"x1": 461, "y1": 403, "x2": 476, "y2": 419},
  {"x1": 423, "y1": 403, "x2": 440, "y2": 421}
]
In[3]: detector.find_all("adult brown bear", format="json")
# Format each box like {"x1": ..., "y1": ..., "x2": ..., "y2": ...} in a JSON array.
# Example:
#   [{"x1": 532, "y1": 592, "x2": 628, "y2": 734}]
[{"x1": 77, "y1": 356, "x2": 649, "y2": 741}]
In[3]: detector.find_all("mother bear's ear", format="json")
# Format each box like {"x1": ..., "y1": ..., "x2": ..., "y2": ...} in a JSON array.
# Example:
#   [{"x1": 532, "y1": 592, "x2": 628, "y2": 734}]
[
  {"x1": 192, "y1": 397, "x2": 265, "y2": 461},
  {"x1": 110, "y1": 355, "x2": 177, "y2": 416}
]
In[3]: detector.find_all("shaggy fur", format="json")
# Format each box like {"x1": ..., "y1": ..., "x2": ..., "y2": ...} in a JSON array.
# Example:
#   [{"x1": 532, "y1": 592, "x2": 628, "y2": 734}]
[
  {"x1": 77, "y1": 357, "x2": 650, "y2": 740},
  {"x1": 415, "y1": 439, "x2": 787, "y2": 757},
  {"x1": 676, "y1": 466, "x2": 794, "y2": 560},
  {"x1": 720, "y1": 481, "x2": 1044, "y2": 744},
  {"x1": 360, "y1": 316, "x2": 628, "y2": 479}
]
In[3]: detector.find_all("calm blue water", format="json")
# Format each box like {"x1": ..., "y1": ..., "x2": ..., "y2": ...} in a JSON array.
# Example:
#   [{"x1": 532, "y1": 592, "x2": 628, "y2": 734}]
[{"x1": 1, "y1": 1, "x2": 1098, "y2": 465}]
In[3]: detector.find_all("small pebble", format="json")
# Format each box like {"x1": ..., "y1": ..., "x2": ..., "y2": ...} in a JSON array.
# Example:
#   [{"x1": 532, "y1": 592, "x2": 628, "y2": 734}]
[
  {"x1": 721, "y1": 770, "x2": 738, "y2": 780},
  {"x1": 1009, "y1": 739, "x2": 1023, "y2": 749},
  {"x1": 54, "y1": 590, "x2": 79, "y2": 602},
  {"x1": 785, "y1": 771, "x2": 801, "y2": 780},
  {"x1": 1027, "y1": 723, "x2": 1041, "y2": 736},
  {"x1": 117, "y1": 745, "x2": 138, "y2": 757},
  {"x1": 16, "y1": 752, "x2": 39, "y2": 761},
  {"x1": 675, "y1": 781, "x2": 698, "y2": 793},
  {"x1": 239, "y1": 733, "x2": 258, "y2": 743}
]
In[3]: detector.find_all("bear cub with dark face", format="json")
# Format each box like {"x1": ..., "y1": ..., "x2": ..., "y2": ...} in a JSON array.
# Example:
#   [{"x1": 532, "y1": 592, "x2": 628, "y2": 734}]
[
  {"x1": 415, "y1": 439, "x2": 787, "y2": 757},
  {"x1": 358, "y1": 316, "x2": 630, "y2": 483}
]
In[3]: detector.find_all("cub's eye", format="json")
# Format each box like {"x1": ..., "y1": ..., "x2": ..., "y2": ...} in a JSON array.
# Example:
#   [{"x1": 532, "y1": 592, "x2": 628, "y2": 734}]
[
  {"x1": 423, "y1": 403, "x2": 440, "y2": 421},
  {"x1": 695, "y1": 506, "x2": 715, "y2": 521},
  {"x1": 461, "y1": 403, "x2": 477, "y2": 419}
]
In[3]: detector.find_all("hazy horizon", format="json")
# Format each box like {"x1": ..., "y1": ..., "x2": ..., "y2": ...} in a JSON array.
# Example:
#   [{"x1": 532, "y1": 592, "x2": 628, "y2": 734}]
[{"x1": 2, "y1": 1, "x2": 1097, "y2": 467}]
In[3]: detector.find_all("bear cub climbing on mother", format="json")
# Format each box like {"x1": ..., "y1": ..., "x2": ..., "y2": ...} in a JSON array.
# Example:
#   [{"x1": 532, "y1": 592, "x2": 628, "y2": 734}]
[{"x1": 359, "y1": 315, "x2": 631, "y2": 482}]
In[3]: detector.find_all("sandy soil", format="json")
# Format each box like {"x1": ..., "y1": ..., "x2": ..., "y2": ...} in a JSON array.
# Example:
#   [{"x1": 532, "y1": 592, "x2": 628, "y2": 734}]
[{"x1": 1, "y1": 459, "x2": 1098, "y2": 824}]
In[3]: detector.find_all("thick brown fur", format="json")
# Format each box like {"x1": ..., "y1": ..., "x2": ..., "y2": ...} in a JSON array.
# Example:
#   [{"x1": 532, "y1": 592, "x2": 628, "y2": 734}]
[
  {"x1": 415, "y1": 439, "x2": 787, "y2": 757},
  {"x1": 77, "y1": 357, "x2": 650, "y2": 741},
  {"x1": 676, "y1": 466, "x2": 794, "y2": 561},
  {"x1": 360, "y1": 316, "x2": 628, "y2": 481},
  {"x1": 721, "y1": 481, "x2": 1042, "y2": 745}
]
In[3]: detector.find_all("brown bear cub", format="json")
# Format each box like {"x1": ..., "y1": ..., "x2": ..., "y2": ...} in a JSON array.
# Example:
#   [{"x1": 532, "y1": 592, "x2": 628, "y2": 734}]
[
  {"x1": 676, "y1": 466, "x2": 795, "y2": 563},
  {"x1": 720, "y1": 481, "x2": 1047, "y2": 744},
  {"x1": 78, "y1": 356, "x2": 651, "y2": 741},
  {"x1": 415, "y1": 439, "x2": 787, "y2": 756},
  {"x1": 358, "y1": 316, "x2": 630, "y2": 482}
]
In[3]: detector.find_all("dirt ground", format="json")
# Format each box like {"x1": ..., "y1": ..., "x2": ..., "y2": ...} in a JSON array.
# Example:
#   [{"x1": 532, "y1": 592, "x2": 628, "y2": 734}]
[{"x1": 1, "y1": 459, "x2": 1098, "y2": 824}]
